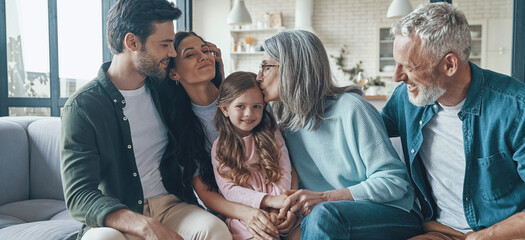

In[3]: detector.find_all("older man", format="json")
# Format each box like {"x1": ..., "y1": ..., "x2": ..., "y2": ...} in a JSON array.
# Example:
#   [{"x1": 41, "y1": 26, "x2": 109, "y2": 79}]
[{"x1": 382, "y1": 2, "x2": 525, "y2": 240}]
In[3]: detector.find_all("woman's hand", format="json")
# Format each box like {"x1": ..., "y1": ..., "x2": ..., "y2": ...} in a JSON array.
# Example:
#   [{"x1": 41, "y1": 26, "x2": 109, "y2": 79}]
[
  {"x1": 268, "y1": 209, "x2": 284, "y2": 226},
  {"x1": 205, "y1": 41, "x2": 224, "y2": 80},
  {"x1": 241, "y1": 207, "x2": 280, "y2": 240},
  {"x1": 278, "y1": 189, "x2": 327, "y2": 218},
  {"x1": 276, "y1": 210, "x2": 298, "y2": 235}
]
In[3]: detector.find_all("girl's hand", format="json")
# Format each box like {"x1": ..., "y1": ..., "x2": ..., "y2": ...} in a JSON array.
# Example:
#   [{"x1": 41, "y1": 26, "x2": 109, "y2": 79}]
[
  {"x1": 268, "y1": 209, "x2": 284, "y2": 226},
  {"x1": 205, "y1": 41, "x2": 224, "y2": 81},
  {"x1": 241, "y1": 207, "x2": 280, "y2": 240},
  {"x1": 261, "y1": 194, "x2": 288, "y2": 209},
  {"x1": 278, "y1": 189, "x2": 327, "y2": 218}
]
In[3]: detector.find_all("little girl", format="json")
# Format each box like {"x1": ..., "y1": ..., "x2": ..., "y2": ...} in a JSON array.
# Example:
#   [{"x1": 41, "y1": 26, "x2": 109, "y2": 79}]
[{"x1": 212, "y1": 71, "x2": 300, "y2": 240}]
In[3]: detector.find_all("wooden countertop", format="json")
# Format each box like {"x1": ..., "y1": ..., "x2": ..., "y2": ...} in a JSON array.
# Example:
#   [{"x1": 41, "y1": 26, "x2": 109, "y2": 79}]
[{"x1": 364, "y1": 95, "x2": 387, "y2": 101}]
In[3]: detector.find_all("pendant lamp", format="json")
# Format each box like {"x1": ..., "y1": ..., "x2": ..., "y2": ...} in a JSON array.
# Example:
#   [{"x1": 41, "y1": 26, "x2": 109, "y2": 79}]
[
  {"x1": 227, "y1": 0, "x2": 252, "y2": 25},
  {"x1": 386, "y1": 0, "x2": 413, "y2": 18}
]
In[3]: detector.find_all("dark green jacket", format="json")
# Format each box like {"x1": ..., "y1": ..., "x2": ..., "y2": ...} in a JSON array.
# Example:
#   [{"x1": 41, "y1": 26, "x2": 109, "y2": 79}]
[{"x1": 60, "y1": 62, "x2": 196, "y2": 238}]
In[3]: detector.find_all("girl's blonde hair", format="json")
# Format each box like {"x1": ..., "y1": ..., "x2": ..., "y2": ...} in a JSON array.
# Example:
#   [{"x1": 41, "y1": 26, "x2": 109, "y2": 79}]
[{"x1": 214, "y1": 71, "x2": 281, "y2": 186}]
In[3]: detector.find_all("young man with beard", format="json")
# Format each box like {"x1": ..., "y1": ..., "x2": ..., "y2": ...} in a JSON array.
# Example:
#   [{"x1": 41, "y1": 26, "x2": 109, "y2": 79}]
[
  {"x1": 382, "y1": 2, "x2": 525, "y2": 240},
  {"x1": 60, "y1": 0, "x2": 231, "y2": 239}
]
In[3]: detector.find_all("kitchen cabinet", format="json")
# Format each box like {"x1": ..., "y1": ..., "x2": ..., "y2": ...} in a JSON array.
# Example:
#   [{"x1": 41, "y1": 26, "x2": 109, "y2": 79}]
[
  {"x1": 377, "y1": 27, "x2": 395, "y2": 77},
  {"x1": 468, "y1": 20, "x2": 487, "y2": 68},
  {"x1": 486, "y1": 18, "x2": 512, "y2": 75}
]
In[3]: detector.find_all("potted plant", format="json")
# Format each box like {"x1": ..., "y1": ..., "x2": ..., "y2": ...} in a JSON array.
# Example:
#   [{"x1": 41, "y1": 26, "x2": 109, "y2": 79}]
[
  {"x1": 364, "y1": 76, "x2": 385, "y2": 95},
  {"x1": 330, "y1": 46, "x2": 385, "y2": 94}
]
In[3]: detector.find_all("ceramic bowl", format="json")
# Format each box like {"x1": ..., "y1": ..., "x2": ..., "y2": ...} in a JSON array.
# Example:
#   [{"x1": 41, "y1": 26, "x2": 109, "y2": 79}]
[{"x1": 382, "y1": 65, "x2": 395, "y2": 72}]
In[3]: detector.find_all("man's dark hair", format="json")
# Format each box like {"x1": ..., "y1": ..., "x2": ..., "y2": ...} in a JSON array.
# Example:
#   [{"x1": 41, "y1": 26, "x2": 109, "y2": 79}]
[{"x1": 107, "y1": 0, "x2": 182, "y2": 54}]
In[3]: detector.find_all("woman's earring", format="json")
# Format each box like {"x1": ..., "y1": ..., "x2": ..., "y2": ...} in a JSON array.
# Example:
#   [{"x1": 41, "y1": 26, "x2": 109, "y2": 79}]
[{"x1": 170, "y1": 71, "x2": 180, "y2": 85}]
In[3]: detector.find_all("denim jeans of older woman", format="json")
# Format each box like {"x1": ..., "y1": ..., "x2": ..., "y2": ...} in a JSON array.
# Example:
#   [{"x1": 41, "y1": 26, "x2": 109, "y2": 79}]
[{"x1": 301, "y1": 201, "x2": 422, "y2": 240}]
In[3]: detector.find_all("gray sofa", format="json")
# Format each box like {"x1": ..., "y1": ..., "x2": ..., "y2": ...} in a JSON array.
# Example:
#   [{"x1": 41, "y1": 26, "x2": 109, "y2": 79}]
[
  {"x1": 0, "y1": 116, "x2": 406, "y2": 240},
  {"x1": 0, "y1": 116, "x2": 81, "y2": 240}
]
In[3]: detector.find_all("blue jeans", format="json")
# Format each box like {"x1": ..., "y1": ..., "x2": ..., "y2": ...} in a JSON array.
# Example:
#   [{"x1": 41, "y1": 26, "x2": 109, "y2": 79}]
[{"x1": 301, "y1": 201, "x2": 422, "y2": 240}]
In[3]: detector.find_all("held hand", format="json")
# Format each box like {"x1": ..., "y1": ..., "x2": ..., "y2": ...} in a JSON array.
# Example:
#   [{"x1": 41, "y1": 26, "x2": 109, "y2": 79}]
[
  {"x1": 262, "y1": 194, "x2": 289, "y2": 209},
  {"x1": 241, "y1": 207, "x2": 280, "y2": 240},
  {"x1": 279, "y1": 189, "x2": 327, "y2": 218},
  {"x1": 268, "y1": 209, "x2": 284, "y2": 226},
  {"x1": 276, "y1": 210, "x2": 298, "y2": 235},
  {"x1": 205, "y1": 41, "x2": 224, "y2": 80},
  {"x1": 278, "y1": 190, "x2": 297, "y2": 219}
]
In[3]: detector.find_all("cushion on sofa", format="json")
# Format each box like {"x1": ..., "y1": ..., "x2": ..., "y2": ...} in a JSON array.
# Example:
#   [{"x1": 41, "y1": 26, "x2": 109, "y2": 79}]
[
  {"x1": 0, "y1": 120, "x2": 30, "y2": 206},
  {"x1": 0, "y1": 220, "x2": 81, "y2": 240},
  {"x1": 0, "y1": 215, "x2": 25, "y2": 229},
  {"x1": 0, "y1": 117, "x2": 80, "y2": 239},
  {"x1": 1, "y1": 116, "x2": 44, "y2": 131},
  {"x1": 51, "y1": 209, "x2": 76, "y2": 220},
  {"x1": 27, "y1": 118, "x2": 64, "y2": 200},
  {"x1": 0, "y1": 199, "x2": 67, "y2": 224}
]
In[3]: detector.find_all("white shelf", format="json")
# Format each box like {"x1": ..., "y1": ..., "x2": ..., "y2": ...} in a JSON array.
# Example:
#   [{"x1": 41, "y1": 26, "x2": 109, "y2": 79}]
[
  {"x1": 231, "y1": 52, "x2": 264, "y2": 55},
  {"x1": 229, "y1": 27, "x2": 285, "y2": 73},
  {"x1": 230, "y1": 27, "x2": 284, "y2": 33}
]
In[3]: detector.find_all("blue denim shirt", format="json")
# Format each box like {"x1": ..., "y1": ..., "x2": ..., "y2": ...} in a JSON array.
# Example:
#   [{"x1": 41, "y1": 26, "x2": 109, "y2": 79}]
[{"x1": 381, "y1": 62, "x2": 525, "y2": 231}]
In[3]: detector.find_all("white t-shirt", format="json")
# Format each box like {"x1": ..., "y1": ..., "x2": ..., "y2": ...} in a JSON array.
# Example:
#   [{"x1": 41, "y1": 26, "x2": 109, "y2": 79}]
[
  {"x1": 191, "y1": 98, "x2": 219, "y2": 151},
  {"x1": 420, "y1": 99, "x2": 471, "y2": 233},
  {"x1": 120, "y1": 84, "x2": 169, "y2": 200},
  {"x1": 191, "y1": 98, "x2": 219, "y2": 208}
]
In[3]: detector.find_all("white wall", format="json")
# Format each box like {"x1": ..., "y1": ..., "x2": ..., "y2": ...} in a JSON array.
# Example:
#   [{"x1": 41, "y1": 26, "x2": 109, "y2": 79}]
[
  {"x1": 192, "y1": 0, "x2": 513, "y2": 111},
  {"x1": 192, "y1": 0, "x2": 232, "y2": 73},
  {"x1": 193, "y1": 0, "x2": 513, "y2": 80}
]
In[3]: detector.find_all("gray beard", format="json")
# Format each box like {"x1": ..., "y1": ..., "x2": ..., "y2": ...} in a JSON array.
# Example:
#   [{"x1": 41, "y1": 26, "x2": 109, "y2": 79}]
[{"x1": 408, "y1": 83, "x2": 446, "y2": 107}]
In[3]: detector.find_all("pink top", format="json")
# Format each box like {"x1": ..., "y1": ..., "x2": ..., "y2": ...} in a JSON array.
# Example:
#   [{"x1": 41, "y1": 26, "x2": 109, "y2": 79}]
[{"x1": 211, "y1": 130, "x2": 292, "y2": 209}]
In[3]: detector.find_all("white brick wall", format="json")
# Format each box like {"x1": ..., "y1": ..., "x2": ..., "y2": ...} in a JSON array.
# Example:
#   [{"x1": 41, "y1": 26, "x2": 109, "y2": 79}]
[{"x1": 228, "y1": 0, "x2": 512, "y2": 86}]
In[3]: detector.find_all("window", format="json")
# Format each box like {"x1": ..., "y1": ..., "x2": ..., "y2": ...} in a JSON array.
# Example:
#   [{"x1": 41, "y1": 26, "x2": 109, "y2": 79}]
[
  {"x1": 5, "y1": 0, "x2": 51, "y2": 116},
  {"x1": 0, "y1": 0, "x2": 103, "y2": 116},
  {"x1": 57, "y1": 0, "x2": 103, "y2": 98},
  {"x1": 0, "y1": 0, "x2": 192, "y2": 116}
]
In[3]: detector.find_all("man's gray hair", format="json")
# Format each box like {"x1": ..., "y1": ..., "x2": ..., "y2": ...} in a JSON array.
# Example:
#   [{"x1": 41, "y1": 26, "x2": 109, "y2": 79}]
[
  {"x1": 391, "y1": 2, "x2": 471, "y2": 64},
  {"x1": 262, "y1": 30, "x2": 361, "y2": 131}
]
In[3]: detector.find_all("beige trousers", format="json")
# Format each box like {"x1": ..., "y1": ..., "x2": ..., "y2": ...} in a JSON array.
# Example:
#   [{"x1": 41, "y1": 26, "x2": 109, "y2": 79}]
[{"x1": 81, "y1": 194, "x2": 231, "y2": 240}]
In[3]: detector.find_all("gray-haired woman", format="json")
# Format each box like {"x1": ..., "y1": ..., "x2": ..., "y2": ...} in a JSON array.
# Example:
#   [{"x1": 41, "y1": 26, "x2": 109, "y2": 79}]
[{"x1": 256, "y1": 30, "x2": 423, "y2": 239}]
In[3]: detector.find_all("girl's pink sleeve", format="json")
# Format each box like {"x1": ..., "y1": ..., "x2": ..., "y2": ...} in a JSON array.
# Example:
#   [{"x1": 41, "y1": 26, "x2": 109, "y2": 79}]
[
  {"x1": 211, "y1": 139, "x2": 267, "y2": 209},
  {"x1": 271, "y1": 130, "x2": 292, "y2": 194}
]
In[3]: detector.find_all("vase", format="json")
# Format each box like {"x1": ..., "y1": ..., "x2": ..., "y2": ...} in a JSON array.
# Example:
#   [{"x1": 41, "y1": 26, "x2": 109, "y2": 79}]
[{"x1": 366, "y1": 86, "x2": 379, "y2": 96}]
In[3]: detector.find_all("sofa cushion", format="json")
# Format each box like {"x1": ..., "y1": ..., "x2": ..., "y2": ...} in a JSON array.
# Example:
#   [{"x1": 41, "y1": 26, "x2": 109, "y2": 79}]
[
  {"x1": 0, "y1": 220, "x2": 81, "y2": 240},
  {"x1": 0, "y1": 116, "x2": 44, "y2": 131},
  {"x1": 0, "y1": 120, "x2": 30, "y2": 206},
  {"x1": 27, "y1": 117, "x2": 64, "y2": 200},
  {"x1": 0, "y1": 199, "x2": 67, "y2": 226},
  {"x1": 0, "y1": 215, "x2": 25, "y2": 229},
  {"x1": 50, "y1": 209, "x2": 76, "y2": 221}
]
